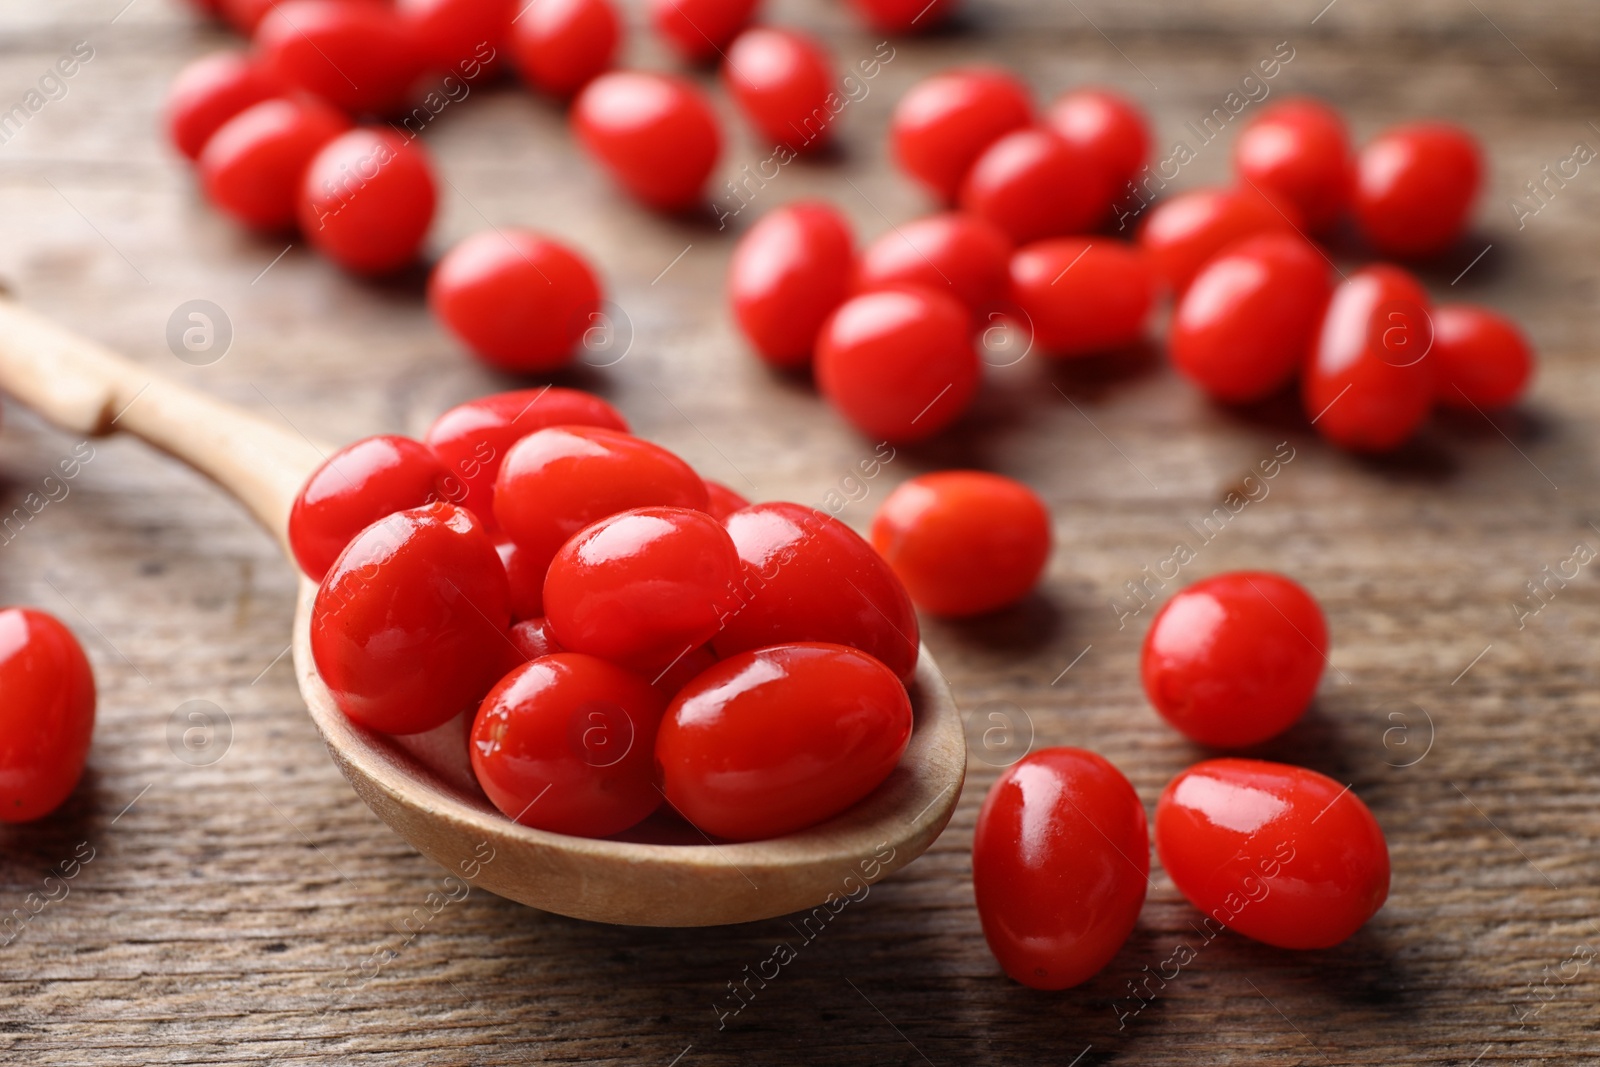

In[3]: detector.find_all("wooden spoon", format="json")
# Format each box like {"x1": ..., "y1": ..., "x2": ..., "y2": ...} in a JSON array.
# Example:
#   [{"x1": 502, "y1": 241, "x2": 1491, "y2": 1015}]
[{"x1": 0, "y1": 296, "x2": 966, "y2": 926}]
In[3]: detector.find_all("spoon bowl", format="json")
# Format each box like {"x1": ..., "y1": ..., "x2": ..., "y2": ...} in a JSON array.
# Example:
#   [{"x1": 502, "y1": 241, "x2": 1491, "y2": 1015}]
[{"x1": 0, "y1": 296, "x2": 966, "y2": 926}]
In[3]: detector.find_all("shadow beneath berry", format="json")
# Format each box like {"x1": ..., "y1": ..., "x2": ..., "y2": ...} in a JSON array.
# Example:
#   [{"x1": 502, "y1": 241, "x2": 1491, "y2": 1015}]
[
  {"x1": 924, "y1": 589, "x2": 1065, "y2": 657},
  {"x1": 1039, "y1": 340, "x2": 1165, "y2": 405}
]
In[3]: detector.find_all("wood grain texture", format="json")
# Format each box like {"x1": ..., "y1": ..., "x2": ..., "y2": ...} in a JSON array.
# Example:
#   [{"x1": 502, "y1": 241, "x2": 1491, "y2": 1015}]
[{"x1": 0, "y1": 0, "x2": 1596, "y2": 1063}]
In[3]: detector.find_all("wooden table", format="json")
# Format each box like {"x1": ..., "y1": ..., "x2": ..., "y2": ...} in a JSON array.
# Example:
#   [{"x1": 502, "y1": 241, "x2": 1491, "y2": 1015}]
[{"x1": 2, "y1": 0, "x2": 1596, "y2": 1062}]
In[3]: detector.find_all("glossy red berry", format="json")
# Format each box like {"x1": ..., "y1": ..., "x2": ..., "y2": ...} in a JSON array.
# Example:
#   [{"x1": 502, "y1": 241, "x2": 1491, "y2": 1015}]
[
  {"x1": 199, "y1": 97, "x2": 350, "y2": 230},
  {"x1": 815, "y1": 288, "x2": 980, "y2": 442},
  {"x1": 1045, "y1": 86, "x2": 1149, "y2": 189},
  {"x1": 508, "y1": 0, "x2": 620, "y2": 97},
  {"x1": 471, "y1": 653, "x2": 665, "y2": 837},
  {"x1": 1303, "y1": 264, "x2": 1435, "y2": 452},
  {"x1": 165, "y1": 51, "x2": 282, "y2": 161},
  {"x1": 728, "y1": 202, "x2": 854, "y2": 369},
  {"x1": 961, "y1": 128, "x2": 1116, "y2": 244},
  {"x1": 855, "y1": 213, "x2": 1011, "y2": 315},
  {"x1": 500, "y1": 540, "x2": 548, "y2": 621},
  {"x1": 1142, "y1": 571, "x2": 1327, "y2": 748},
  {"x1": 298, "y1": 127, "x2": 436, "y2": 274},
  {"x1": 507, "y1": 616, "x2": 563, "y2": 660},
  {"x1": 656, "y1": 643, "x2": 912, "y2": 841},
  {"x1": 256, "y1": 1, "x2": 426, "y2": 116},
  {"x1": 723, "y1": 27, "x2": 835, "y2": 153},
  {"x1": 572, "y1": 71, "x2": 721, "y2": 211},
  {"x1": 702, "y1": 480, "x2": 750, "y2": 521},
  {"x1": 649, "y1": 0, "x2": 757, "y2": 64},
  {"x1": 973, "y1": 748, "x2": 1147, "y2": 989},
  {"x1": 1139, "y1": 186, "x2": 1298, "y2": 294},
  {"x1": 1170, "y1": 232, "x2": 1332, "y2": 403},
  {"x1": 493, "y1": 426, "x2": 709, "y2": 579},
  {"x1": 871, "y1": 472, "x2": 1050, "y2": 617},
  {"x1": 1008, "y1": 237, "x2": 1155, "y2": 357},
  {"x1": 714, "y1": 501, "x2": 920, "y2": 679},
  {"x1": 1432, "y1": 304, "x2": 1533, "y2": 409},
  {"x1": 396, "y1": 0, "x2": 511, "y2": 79},
  {"x1": 891, "y1": 68, "x2": 1032, "y2": 203},
  {"x1": 428, "y1": 229, "x2": 602, "y2": 372},
  {"x1": 652, "y1": 643, "x2": 718, "y2": 696},
  {"x1": 1355, "y1": 121, "x2": 1481, "y2": 258},
  {"x1": 423, "y1": 388, "x2": 629, "y2": 534},
  {"x1": 847, "y1": 0, "x2": 955, "y2": 34},
  {"x1": 0, "y1": 609, "x2": 95, "y2": 823},
  {"x1": 290, "y1": 435, "x2": 451, "y2": 581},
  {"x1": 311, "y1": 502, "x2": 511, "y2": 735},
  {"x1": 544, "y1": 506, "x2": 741, "y2": 671},
  {"x1": 1234, "y1": 97, "x2": 1352, "y2": 234},
  {"x1": 1156, "y1": 758, "x2": 1390, "y2": 949}
]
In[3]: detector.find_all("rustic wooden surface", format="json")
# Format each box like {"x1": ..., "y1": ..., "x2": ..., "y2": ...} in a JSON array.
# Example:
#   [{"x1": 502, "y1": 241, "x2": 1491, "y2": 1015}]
[{"x1": 1, "y1": 0, "x2": 1597, "y2": 1063}]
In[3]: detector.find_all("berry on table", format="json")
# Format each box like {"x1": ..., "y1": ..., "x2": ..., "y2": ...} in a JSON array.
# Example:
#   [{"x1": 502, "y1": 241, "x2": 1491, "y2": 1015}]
[
  {"x1": 298, "y1": 127, "x2": 437, "y2": 274},
  {"x1": 1355, "y1": 121, "x2": 1481, "y2": 258},
  {"x1": 728, "y1": 201, "x2": 855, "y2": 369},
  {"x1": 508, "y1": 0, "x2": 622, "y2": 97},
  {"x1": 891, "y1": 67, "x2": 1032, "y2": 204},
  {"x1": 1007, "y1": 237, "x2": 1155, "y2": 357},
  {"x1": 572, "y1": 71, "x2": 722, "y2": 211},
  {"x1": 0, "y1": 608, "x2": 96, "y2": 823},
  {"x1": 1432, "y1": 304, "x2": 1534, "y2": 409},
  {"x1": 199, "y1": 97, "x2": 350, "y2": 231}
]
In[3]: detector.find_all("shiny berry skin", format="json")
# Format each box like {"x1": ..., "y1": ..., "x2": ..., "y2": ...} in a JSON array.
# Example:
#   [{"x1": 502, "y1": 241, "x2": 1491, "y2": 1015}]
[
  {"x1": 847, "y1": 0, "x2": 955, "y2": 34},
  {"x1": 1303, "y1": 264, "x2": 1435, "y2": 452},
  {"x1": 1008, "y1": 237, "x2": 1155, "y2": 357},
  {"x1": 544, "y1": 507, "x2": 741, "y2": 671},
  {"x1": 500, "y1": 540, "x2": 548, "y2": 620},
  {"x1": 165, "y1": 51, "x2": 282, "y2": 161},
  {"x1": 855, "y1": 213, "x2": 1011, "y2": 315},
  {"x1": 702, "y1": 480, "x2": 750, "y2": 521},
  {"x1": 815, "y1": 288, "x2": 980, "y2": 442},
  {"x1": 723, "y1": 27, "x2": 835, "y2": 153},
  {"x1": 973, "y1": 748, "x2": 1147, "y2": 989},
  {"x1": 494, "y1": 426, "x2": 709, "y2": 577},
  {"x1": 891, "y1": 68, "x2": 1032, "y2": 203},
  {"x1": 508, "y1": 0, "x2": 620, "y2": 97},
  {"x1": 1234, "y1": 97, "x2": 1352, "y2": 234},
  {"x1": 471, "y1": 653, "x2": 665, "y2": 837},
  {"x1": 1355, "y1": 121, "x2": 1481, "y2": 258},
  {"x1": 428, "y1": 229, "x2": 602, "y2": 372},
  {"x1": 508, "y1": 616, "x2": 563, "y2": 660},
  {"x1": 198, "y1": 97, "x2": 350, "y2": 231},
  {"x1": 871, "y1": 471, "x2": 1050, "y2": 618},
  {"x1": 1433, "y1": 304, "x2": 1533, "y2": 409},
  {"x1": 1155, "y1": 758, "x2": 1390, "y2": 949},
  {"x1": 653, "y1": 643, "x2": 718, "y2": 696},
  {"x1": 714, "y1": 501, "x2": 920, "y2": 679},
  {"x1": 397, "y1": 0, "x2": 511, "y2": 79},
  {"x1": 1170, "y1": 233, "x2": 1332, "y2": 403},
  {"x1": 311, "y1": 502, "x2": 511, "y2": 735},
  {"x1": 1045, "y1": 86, "x2": 1149, "y2": 189},
  {"x1": 1141, "y1": 571, "x2": 1327, "y2": 748},
  {"x1": 1139, "y1": 186, "x2": 1298, "y2": 294},
  {"x1": 423, "y1": 388, "x2": 629, "y2": 534},
  {"x1": 298, "y1": 127, "x2": 436, "y2": 274},
  {"x1": 648, "y1": 0, "x2": 757, "y2": 64},
  {"x1": 256, "y1": 1, "x2": 426, "y2": 116},
  {"x1": 656, "y1": 643, "x2": 912, "y2": 841},
  {"x1": 728, "y1": 201, "x2": 854, "y2": 369},
  {"x1": 290, "y1": 435, "x2": 450, "y2": 581},
  {"x1": 0, "y1": 609, "x2": 95, "y2": 823},
  {"x1": 572, "y1": 71, "x2": 721, "y2": 211},
  {"x1": 962, "y1": 128, "x2": 1115, "y2": 244}
]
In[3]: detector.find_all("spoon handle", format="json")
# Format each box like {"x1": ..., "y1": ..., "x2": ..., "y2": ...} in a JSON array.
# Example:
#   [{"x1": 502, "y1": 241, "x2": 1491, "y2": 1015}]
[{"x1": 0, "y1": 295, "x2": 325, "y2": 554}]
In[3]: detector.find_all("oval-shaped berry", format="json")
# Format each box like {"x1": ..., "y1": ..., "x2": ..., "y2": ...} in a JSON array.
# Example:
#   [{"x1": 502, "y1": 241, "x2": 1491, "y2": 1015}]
[
  {"x1": 1432, "y1": 304, "x2": 1534, "y2": 409},
  {"x1": 1142, "y1": 571, "x2": 1327, "y2": 748},
  {"x1": 815, "y1": 287, "x2": 980, "y2": 441},
  {"x1": 656, "y1": 642, "x2": 912, "y2": 841},
  {"x1": 543, "y1": 506, "x2": 742, "y2": 672},
  {"x1": 891, "y1": 67, "x2": 1032, "y2": 203},
  {"x1": 973, "y1": 747, "x2": 1148, "y2": 989},
  {"x1": 257, "y1": 0, "x2": 426, "y2": 116},
  {"x1": 165, "y1": 50, "x2": 282, "y2": 161},
  {"x1": 648, "y1": 0, "x2": 757, "y2": 64},
  {"x1": 310, "y1": 502, "x2": 511, "y2": 735},
  {"x1": 960, "y1": 127, "x2": 1116, "y2": 244},
  {"x1": 1355, "y1": 121, "x2": 1481, "y2": 258},
  {"x1": 729, "y1": 202, "x2": 854, "y2": 369},
  {"x1": 1170, "y1": 232, "x2": 1332, "y2": 403},
  {"x1": 1139, "y1": 186, "x2": 1298, "y2": 294},
  {"x1": 298, "y1": 127, "x2": 436, "y2": 274},
  {"x1": 198, "y1": 97, "x2": 350, "y2": 231},
  {"x1": 1303, "y1": 264, "x2": 1435, "y2": 452},
  {"x1": 1008, "y1": 237, "x2": 1155, "y2": 357},
  {"x1": 471, "y1": 653, "x2": 665, "y2": 837},
  {"x1": 1155, "y1": 758, "x2": 1390, "y2": 949},
  {"x1": 290, "y1": 435, "x2": 450, "y2": 581},
  {"x1": 0, "y1": 608, "x2": 96, "y2": 823},
  {"x1": 1045, "y1": 86, "x2": 1150, "y2": 189},
  {"x1": 724, "y1": 27, "x2": 835, "y2": 154},
  {"x1": 855, "y1": 212, "x2": 1011, "y2": 315},
  {"x1": 396, "y1": 0, "x2": 511, "y2": 79},
  {"x1": 1234, "y1": 97, "x2": 1352, "y2": 234},
  {"x1": 713, "y1": 501, "x2": 920, "y2": 679},
  {"x1": 572, "y1": 71, "x2": 721, "y2": 211},
  {"x1": 508, "y1": 0, "x2": 621, "y2": 97}
]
